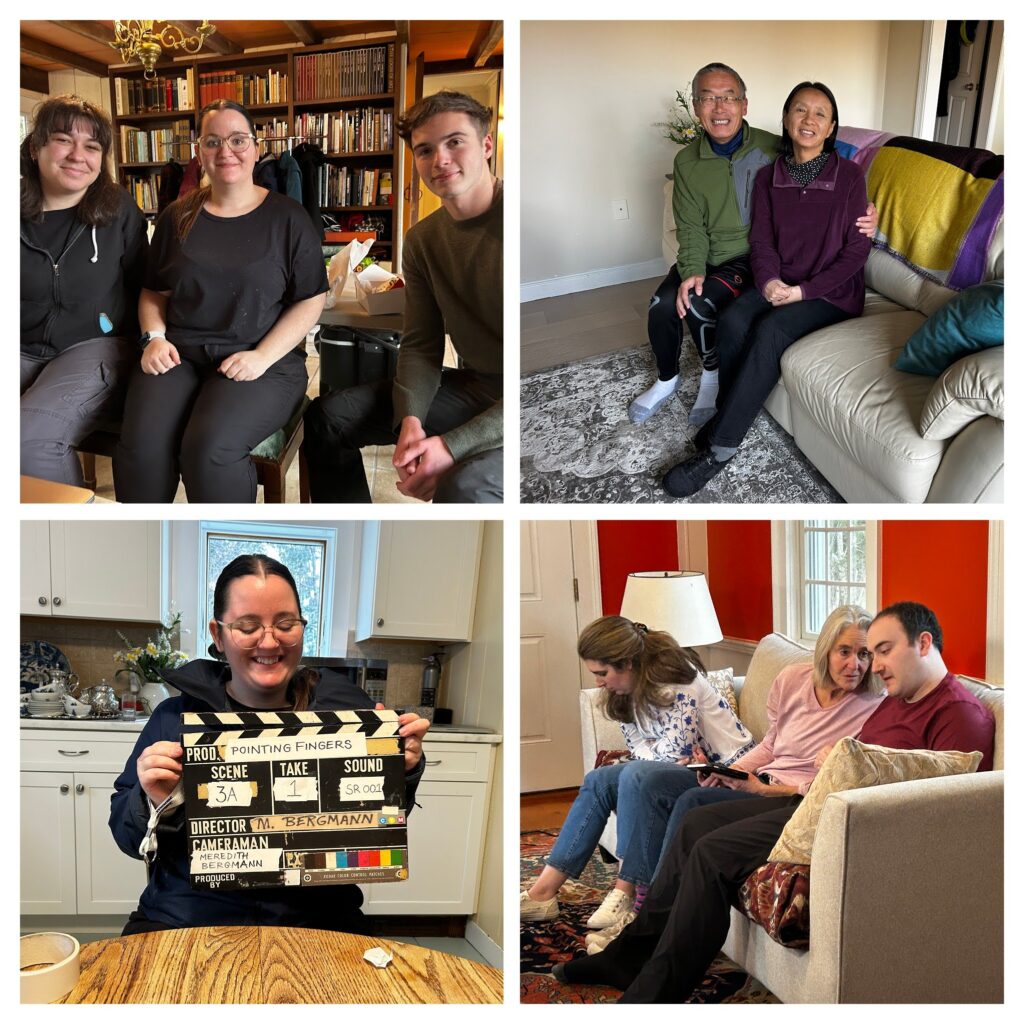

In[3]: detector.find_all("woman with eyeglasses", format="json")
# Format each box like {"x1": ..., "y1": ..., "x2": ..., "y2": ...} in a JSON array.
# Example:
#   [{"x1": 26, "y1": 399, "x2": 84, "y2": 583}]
[
  {"x1": 20, "y1": 94, "x2": 148, "y2": 487},
  {"x1": 113, "y1": 99, "x2": 328, "y2": 502},
  {"x1": 109, "y1": 553, "x2": 429, "y2": 934}
]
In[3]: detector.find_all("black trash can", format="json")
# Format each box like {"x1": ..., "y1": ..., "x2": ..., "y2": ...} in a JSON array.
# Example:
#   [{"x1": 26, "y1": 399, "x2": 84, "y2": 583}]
[{"x1": 316, "y1": 326, "x2": 401, "y2": 395}]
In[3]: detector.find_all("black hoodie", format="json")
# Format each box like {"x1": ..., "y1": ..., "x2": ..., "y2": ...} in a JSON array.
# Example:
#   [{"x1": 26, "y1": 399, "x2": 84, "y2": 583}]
[
  {"x1": 108, "y1": 659, "x2": 424, "y2": 930},
  {"x1": 21, "y1": 188, "x2": 148, "y2": 358}
]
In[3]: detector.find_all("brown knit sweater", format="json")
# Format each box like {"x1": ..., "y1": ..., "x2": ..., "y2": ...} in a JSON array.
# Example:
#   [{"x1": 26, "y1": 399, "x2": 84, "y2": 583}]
[{"x1": 392, "y1": 182, "x2": 503, "y2": 460}]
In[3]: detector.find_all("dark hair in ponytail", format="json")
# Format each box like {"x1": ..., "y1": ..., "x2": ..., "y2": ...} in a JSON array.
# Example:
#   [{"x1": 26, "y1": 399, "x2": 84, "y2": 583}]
[
  {"x1": 577, "y1": 615, "x2": 704, "y2": 726},
  {"x1": 209, "y1": 553, "x2": 319, "y2": 710},
  {"x1": 175, "y1": 99, "x2": 259, "y2": 242}
]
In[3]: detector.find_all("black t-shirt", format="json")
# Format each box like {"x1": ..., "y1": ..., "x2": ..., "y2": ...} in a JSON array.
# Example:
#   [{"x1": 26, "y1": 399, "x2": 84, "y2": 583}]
[
  {"x1": 145, "y1": 190, "x2": 328, "y2": 350},
  {"x1": 23, "y1": 205, "x2": 80, "y2": 257}
]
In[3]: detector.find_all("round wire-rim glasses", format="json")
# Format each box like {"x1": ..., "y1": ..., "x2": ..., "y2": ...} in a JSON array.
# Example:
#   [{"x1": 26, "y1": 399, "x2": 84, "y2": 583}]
[{"x1": 216, "y1": 617, "x2": 308, "y2": 648}]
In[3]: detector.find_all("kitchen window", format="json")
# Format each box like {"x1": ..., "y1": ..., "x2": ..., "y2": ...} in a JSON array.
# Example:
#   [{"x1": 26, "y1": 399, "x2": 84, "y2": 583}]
[{"x1": 198, "y1": 522, "x2": 337, "y2": 657}]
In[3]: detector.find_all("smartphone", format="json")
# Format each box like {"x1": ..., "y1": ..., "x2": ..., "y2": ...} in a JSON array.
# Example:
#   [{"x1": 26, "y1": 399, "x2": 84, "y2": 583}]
[{"x1": 686, "y1": 764, "x2": 772, "y2": 784}]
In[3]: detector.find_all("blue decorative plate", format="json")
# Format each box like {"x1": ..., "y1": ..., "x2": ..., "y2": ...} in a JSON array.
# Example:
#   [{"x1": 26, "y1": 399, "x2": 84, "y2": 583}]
[{"x1": 20, "y1": 640, "x2": 72, "y2": 691}]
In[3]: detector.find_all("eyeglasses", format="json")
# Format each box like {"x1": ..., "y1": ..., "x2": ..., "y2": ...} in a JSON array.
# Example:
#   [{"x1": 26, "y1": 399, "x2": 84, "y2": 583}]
[
  {"x1": 216, "y1": 617, "x2": 307, "y2": 648},
  {"x1": 695, "y1": 95, "x2": 744, "y2": 108},
  {"x1": 198, "y1": 133, "x2": 256, "y2": 152}
]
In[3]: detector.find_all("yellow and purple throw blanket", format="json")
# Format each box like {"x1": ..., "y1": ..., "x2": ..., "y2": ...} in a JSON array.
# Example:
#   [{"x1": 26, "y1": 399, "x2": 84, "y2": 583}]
[{"x1": 836, "y1": 127, "x2": 1003, "y2": 290}]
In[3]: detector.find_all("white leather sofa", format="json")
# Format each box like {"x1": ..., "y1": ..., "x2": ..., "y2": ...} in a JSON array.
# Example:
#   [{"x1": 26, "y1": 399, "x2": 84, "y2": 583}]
[
  {"x1": 660, "y1": 141, "x2": 1003, "y2": 503},
  {"x1": 578, "y1": 632, "x2": 1004, "y2": 1002}
]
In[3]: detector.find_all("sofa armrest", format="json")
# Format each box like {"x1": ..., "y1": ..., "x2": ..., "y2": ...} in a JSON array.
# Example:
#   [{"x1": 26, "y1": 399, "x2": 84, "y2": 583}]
[
  {"x1": 925, "y1": 415, "x2": 1003, "y2": 502},
  {"x1": 919, "y1": 347, "x2": 1003, "y2": 440},
  {"x1": 809, "y1": 771, "x2": 1003, "y2": 1002},
  {"x1": 578, "y1": 688, "x2": 623, "y2": 777}
]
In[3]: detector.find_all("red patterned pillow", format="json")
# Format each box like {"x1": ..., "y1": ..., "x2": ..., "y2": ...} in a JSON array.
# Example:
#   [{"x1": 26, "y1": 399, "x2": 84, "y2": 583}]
[
  {"x1": 736, "y1": 862, "x2": 811, "y2": 948},
  {"x1": 594, "y1": 749, "x2": 631, "y2": 769}
]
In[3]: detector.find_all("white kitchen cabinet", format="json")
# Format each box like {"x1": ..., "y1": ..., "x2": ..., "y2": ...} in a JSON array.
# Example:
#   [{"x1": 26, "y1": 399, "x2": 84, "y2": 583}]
[
  {"x1": 20, "y1": 521, "x2": 163, "y2": 621},
  {"x1": 20, "y1": 730, "x2": 147, "y2": 918},
  {"x1": 356, "y1": 522, "x2": 482, "y2": 642},
  {"x1": 361, "y1": 737, "x2": 498, "y2": 915}
]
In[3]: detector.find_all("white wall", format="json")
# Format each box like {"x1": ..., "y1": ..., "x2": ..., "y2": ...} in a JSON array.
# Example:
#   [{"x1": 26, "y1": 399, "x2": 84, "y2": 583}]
[
  {"x1": 881, "y1": 21, "x2": 924, "y2": 135},
  {"x1": 522, "y1": 21, "x2": 896, "y2": 293}
]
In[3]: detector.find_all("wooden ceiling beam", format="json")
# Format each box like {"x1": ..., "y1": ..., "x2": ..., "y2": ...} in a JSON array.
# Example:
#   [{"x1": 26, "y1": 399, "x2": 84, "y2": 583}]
[
  {"x1": 50, "y1": 20, "x2": 116, "y2": 46},
  {"x1": 423, "y1": 56, "x2": 503, "y2": 77},
  {"x1": 165, "y1": 21, "x2": 240, "y2": 56},
  {"x1": 468, "y1": 22, "x2": 503, "y2": 68},
  {"x1": 19, "y1": 34, "x2": 107, "y2": 77},
  {"x1": 21, "y1": 63, "x2": 50, "y2": 94},
  {"x1": 283, "y1": 22, "x2": 319, "y2": 46}
]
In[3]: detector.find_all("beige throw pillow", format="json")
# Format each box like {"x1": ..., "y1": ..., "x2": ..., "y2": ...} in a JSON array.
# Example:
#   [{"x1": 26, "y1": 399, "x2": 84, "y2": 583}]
[
  {"x1": 768, "y1": 737, "x2": 982, "y2": 865},
  {"x1": 704, "y1": 667, "x2": 739, "y2": 720}
]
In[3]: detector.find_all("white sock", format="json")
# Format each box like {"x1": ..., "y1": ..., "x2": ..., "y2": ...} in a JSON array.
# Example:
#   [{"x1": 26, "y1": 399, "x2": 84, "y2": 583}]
[{"x1": 634, "y1": 375, "x2": 678, "y2": 409}]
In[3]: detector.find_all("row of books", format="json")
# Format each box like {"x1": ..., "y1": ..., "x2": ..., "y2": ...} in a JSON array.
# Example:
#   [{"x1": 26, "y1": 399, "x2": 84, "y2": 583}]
[
  {"x1": 125, "y1": 172, "x2": 159, "y2": 213},
  {"x1": 255, "y1": 118, "x2": 290, "y2": 157},
  {"x1": 113, "y1": 71, "x2": 195, "y2": 115},
  {"x1": 319, "y1": 166, "x2": 394, "y2": 208},
  {"x1": 119, "y1": 120, "x2": 193, "y2": 164},
  {"x1": 294, "y1": 44, "x2": 394, "y2": 101},
  {"x1": 293, "y1": 108, "x2": 394, "y2": 154},
  {"x1": 197, "y1": 68, "x2": 287, "y2": 108}
]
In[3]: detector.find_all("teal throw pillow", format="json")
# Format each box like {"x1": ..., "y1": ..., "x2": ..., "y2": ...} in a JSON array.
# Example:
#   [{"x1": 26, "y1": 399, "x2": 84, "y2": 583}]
[{"x1": 895, "y1": 281, "x2": 1003, "y2": 376}]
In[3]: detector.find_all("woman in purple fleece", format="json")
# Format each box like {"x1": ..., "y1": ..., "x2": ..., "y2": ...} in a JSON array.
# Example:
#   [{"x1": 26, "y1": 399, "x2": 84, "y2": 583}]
[{"x1": 663, "y1": 82, "x2": 871, "y2": 498}]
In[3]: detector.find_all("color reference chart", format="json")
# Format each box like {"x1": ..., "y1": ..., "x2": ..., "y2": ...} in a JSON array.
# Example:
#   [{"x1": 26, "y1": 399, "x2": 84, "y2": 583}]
[{"x1": 180, "y1": 709, "x2": 407, "y2": 891}]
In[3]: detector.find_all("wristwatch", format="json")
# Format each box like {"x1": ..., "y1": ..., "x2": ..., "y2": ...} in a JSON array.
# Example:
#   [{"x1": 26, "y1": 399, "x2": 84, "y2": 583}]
[{"x1": 138, "y1": 331, "x2": 166, "y2": 348}]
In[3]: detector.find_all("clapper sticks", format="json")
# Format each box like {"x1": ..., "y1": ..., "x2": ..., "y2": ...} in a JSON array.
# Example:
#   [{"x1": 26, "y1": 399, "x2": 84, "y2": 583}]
[{"x1": 180, "y1": 709, "x2": 408, "y2": 890}]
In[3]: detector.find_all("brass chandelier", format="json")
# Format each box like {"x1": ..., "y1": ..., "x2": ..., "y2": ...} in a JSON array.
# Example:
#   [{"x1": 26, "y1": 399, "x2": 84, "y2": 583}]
[{"x1": 109, "y1": 20, "x2": 217, "y2": 79}]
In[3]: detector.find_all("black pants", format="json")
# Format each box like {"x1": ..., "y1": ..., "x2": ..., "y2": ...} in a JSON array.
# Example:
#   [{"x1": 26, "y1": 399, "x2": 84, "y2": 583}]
[
  {"x1": 113, "y1": 346, "x2": 308, "y2": 503},
  {"x1": 709, "y1": 289, "x2": 851, "y2": 449},
  {"x1": 304, "y1": 369, "x2": 503, "y2": 503},
  {"x1": 647, "y1": 260, "x2": 753, "y2": 378},
  {"x1": 583, "y1": 795, "x2": 801, "y2": 1002}
]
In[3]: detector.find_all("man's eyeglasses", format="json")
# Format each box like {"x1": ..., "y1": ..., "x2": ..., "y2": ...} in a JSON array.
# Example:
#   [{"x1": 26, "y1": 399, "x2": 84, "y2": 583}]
[
  {"x1": 198, "y1": 133, "x2": 256, "y2": 152},
  {"x1": 216, "y1": 617, "x2": 307, "y2": 648},
  {"x1": 695, "y1": 95, "x2": 743, "y2": 108}
]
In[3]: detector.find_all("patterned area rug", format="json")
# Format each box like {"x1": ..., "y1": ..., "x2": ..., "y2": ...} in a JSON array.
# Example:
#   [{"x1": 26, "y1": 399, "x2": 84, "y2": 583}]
[
  {"x1": 520, "y1": 343, "x2": 842, "y2": 504},
  {"x1": 520, "y1": 829, "x2": 779, "y2": 1004}
]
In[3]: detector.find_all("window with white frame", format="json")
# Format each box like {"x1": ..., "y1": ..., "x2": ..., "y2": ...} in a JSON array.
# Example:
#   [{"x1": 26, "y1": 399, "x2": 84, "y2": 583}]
[
  {"x1": 772, "y1": 520, "x2": 878, "y2": 643},
  {"x1": 197, "y1": 522, "x2": 337, "y2": 658}
]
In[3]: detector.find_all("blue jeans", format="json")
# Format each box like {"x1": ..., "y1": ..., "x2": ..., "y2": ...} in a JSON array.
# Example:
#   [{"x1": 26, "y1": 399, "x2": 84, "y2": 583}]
[
  {"x1": 547, "y1": 761, "x2": 702, "y2": 886},
  {"x1": 655, "y1": 786, "x2": 774, "y2": 876}
]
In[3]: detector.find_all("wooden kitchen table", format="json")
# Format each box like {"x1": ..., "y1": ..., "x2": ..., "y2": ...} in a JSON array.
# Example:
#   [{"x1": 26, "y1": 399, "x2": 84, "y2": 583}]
[{"x1": 56, "y1": 926, "x2": 503, "y2": 1004}]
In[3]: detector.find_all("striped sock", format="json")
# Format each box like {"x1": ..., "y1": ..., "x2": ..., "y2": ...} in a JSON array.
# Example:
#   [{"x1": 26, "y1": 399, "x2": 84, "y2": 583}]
[{"x1": 633, "y1": 885, "x2": 649, "y2": 912}]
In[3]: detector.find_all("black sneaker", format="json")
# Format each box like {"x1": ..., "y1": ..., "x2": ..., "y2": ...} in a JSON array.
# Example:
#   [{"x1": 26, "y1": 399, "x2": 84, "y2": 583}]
[
  {"x1": 692, "y1": 420, "x2": 713, "y2": 452},
  {"x1": 663, "y1": 450, "x2": 729, "y2": 498}
]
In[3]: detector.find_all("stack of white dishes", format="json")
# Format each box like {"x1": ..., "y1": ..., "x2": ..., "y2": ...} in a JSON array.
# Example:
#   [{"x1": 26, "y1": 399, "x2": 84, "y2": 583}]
[{"x1": 24, "y1": 690, "x2": 65, "y2": 718}]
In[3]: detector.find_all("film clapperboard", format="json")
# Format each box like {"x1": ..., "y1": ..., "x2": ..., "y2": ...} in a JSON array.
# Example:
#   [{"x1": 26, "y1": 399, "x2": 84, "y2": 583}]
[{"x1": 181, "y1": 709, "x2": 407, "y2": 890}]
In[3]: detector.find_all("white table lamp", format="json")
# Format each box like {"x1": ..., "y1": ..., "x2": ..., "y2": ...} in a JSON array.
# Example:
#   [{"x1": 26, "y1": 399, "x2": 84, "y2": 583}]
[{"x1": 619, "y1": 571, "x2": 723, "y2": 647}]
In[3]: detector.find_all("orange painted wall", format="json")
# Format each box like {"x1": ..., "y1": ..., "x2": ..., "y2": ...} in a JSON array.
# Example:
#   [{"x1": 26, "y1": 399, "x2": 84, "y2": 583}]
[
  {"x1": 706, "y1": 521, "x2": 774, "y2": 641},
  {"x1": 879, "y1": 521, "x2": 989, "y2": 677},
  {"x1": 596, "y1": 522, "x2": 679, "y2": 615}
]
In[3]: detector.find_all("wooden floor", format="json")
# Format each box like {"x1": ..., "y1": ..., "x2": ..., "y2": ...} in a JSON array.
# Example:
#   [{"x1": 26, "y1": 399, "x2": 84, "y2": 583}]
[
  {"x1": 521, "y1": 788, "x2": 578, "y2": 831},
  {"x1": 520, "y1": 276, "x2": 663, "y2": 374}
]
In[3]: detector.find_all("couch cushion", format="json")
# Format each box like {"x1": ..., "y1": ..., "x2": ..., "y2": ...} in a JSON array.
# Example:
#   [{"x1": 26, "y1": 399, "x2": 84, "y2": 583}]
[
  {"x1": 959, "y1": 676, "x2": 1004, "y2": 770},
  {"x1": 737, "y1": 634, "x2": 812, "y2": 743},
  {"x1": 896, "y1": 281, "x2": 1003, "y2": 376},
  {"x1": 864, "y1": 247, "x2": 957, "y2": 318},
  {"x1": 780, "y1": 314, "x2": 949, "y2": 503},
  {"x1": 919, "y1": 346, "x2": 1004, "y2": 440},
  {"x1": 737, "y1": 862, "x2": 810, "y2": 949},
  {"x1": 769, "y1": 737, "x2": 983, "y2": 864}
]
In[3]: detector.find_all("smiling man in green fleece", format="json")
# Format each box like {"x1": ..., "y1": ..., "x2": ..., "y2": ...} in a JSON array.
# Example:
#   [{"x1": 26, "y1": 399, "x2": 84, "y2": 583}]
[{"x1": 304, "y1": 90, "x2": 503, "y2": 503}]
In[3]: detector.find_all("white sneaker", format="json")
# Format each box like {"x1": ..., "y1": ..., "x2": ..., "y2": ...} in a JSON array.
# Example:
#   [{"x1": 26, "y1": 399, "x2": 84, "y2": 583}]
[
  {"x1": 585, "y1": 887, "x2": 634, "y2": 930},
  {"x1": 586, "y1": 909, "x2": 637, "y2": 954},
  {"x1": 520, "y1": 889, "x2": 559, "y2": 922}
]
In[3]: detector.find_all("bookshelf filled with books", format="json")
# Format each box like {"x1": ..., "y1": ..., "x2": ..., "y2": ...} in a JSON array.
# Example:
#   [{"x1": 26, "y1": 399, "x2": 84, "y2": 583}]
[{"x1": 107, "y1": 39, "x2": 400, "y2": 259}]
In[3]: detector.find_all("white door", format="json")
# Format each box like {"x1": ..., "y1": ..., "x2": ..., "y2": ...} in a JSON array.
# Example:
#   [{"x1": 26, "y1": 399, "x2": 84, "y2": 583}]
[
  {"x1": 21, "y1": 771, "x2": 78, "y2": 915},
  {"x1": 49, "y1": 521, "x2": 162, "y2": 621},
  {"x1": 20, "y1": 521, "x2": 53, "y2": 617},
  {"x1": 934, "y1": 21, "x2": 990, "y2": 147},
  {"x1": 74, "y1": 772, "x2": 147, "y2": 914},
  {"x1": 520, "y1": 521, "x2": 591, "y2": 792}
]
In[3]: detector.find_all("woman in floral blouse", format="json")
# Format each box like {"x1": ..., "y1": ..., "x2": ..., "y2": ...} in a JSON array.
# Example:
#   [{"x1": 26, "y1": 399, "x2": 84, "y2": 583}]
[{"x1": 520, "y1": 615, "x2": 753, "y2": 938}]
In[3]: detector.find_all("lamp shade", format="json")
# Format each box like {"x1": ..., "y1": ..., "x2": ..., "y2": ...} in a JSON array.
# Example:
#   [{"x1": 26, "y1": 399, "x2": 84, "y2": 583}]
[{"x1": 619, "y1": 571, "x2": 723, "y2": 647}]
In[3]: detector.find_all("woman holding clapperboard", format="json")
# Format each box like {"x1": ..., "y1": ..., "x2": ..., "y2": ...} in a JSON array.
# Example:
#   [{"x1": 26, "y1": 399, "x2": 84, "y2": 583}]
[{"x1": 109, "y1": 554, "x2": 429, "y2": 935}]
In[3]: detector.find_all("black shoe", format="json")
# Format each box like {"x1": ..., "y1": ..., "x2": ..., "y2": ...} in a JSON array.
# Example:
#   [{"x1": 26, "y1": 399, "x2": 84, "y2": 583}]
[
  {"x1": 692, "y1": 420, "x2": 713, "y2": 452},
  {"x1": 663, "y1": 450, "x2": 729, "y2": 498},
  {"x1": 551, "y1": 962, "x2": 568, "y2": 983}
]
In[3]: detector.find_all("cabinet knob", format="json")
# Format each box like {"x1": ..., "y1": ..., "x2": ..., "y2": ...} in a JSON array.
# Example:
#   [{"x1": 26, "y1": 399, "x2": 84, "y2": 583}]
[
  {"x1": 377, "y1": 618, "x2": 384, "y2": 626},
  {"x1": 38, "y1": 596, "x2": 48, "y2": 606},
  {"x1": 53, "y1": 597, "x2": 63, "y2": 607},
  {"x1": 76, "y1": 784, "x2": 85, "y2": 795},
  {"x1": 60, "y1": 784, "x2": 70, "y2": 794}
]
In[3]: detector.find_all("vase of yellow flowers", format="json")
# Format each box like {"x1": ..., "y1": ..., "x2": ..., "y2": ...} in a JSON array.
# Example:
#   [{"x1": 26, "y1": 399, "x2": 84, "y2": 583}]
[{"x1": 115, "y1": 611, "x2": 189, "y2": 715}]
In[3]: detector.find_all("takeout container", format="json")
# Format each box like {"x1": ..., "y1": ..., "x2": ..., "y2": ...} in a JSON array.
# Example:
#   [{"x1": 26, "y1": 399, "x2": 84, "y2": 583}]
[{"x1": 353, "y1": 263, "x2": 406, "y2": 315}]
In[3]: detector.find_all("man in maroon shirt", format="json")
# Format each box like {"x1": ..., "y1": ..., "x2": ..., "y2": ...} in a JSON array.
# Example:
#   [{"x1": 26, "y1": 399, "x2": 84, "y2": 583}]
[{"x1": 555, "y1": 601, "x2": 996, "y2": 1001}]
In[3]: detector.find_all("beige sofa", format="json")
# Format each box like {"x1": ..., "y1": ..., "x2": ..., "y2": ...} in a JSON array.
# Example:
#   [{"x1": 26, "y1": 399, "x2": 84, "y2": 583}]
[
  {"x1": 578, "y1": 632, "x2": 1004, "y2": 1002},
  {"x1": 659, "y1": 145, "x2": 1004, "y2": 503}
]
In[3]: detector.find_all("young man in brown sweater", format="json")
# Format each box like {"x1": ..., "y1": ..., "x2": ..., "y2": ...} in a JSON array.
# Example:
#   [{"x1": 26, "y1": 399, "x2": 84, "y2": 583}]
[{"x1": 304, "y1": 91, "x2": 503, "y2": 503}]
